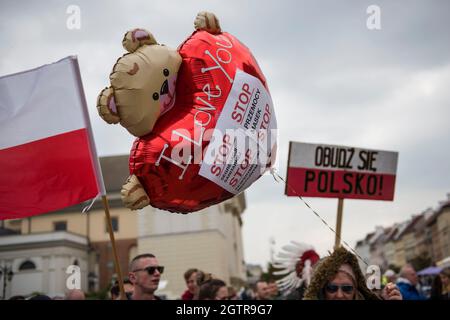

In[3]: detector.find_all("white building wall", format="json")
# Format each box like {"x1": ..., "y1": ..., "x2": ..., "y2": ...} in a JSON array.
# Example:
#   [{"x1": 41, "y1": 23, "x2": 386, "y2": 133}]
[{"x1": 0, "y1": 232, "x2": 88, "y2": 298}]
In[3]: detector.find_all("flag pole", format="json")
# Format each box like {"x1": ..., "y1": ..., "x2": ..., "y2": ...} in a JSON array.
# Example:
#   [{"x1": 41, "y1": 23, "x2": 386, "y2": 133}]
[
  {"x1": 69, "y1": 56, "x2": 126, "y2": 300},
  {"x1": 102, "y1": 195, "x2": 126, "y2": 300}
]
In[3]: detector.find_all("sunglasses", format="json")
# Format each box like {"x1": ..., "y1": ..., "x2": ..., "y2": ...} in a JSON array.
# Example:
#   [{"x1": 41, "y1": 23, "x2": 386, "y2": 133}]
[
  {"x1": 133, "y1": 266, "x2": 164, "y2": 275},
  {"x1": 325, "y1": 284, "x2": 354, "y2": 294}
]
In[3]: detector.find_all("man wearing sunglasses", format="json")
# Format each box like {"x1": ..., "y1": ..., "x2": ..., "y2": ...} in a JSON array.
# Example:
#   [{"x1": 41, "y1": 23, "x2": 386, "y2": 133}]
[{"x1": 128, "y1": 253, "x2": 164, "y2": 300}]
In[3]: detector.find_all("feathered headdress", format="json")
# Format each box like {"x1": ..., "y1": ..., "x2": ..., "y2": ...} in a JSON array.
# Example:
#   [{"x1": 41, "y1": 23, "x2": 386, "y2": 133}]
[{"x1": 273, "y1": 241, "x2": 320, "y2": 295}]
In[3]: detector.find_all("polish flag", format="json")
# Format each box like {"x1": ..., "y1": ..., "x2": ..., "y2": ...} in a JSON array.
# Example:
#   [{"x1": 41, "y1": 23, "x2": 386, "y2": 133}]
[{"x1": 0, "y1": 56, "x2": 105, "y2": 220}]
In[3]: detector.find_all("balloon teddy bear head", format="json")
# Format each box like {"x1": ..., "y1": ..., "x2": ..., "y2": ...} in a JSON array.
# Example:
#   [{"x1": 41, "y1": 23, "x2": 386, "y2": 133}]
[{"x1": 97, "y1": 12, "x2": 221, "y2": 137}]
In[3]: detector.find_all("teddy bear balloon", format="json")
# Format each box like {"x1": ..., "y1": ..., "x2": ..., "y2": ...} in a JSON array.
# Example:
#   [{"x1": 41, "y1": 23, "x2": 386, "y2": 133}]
[{"x1": 97, "y1": 12, "x2": 277, "y2": 213}]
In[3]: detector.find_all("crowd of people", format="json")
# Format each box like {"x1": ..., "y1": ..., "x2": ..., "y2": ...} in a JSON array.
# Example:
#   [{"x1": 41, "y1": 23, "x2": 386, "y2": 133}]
[
  {"x1": 7, "y1": 248, "x2": 450, "y2": 300},
  {"x1": 101, "y1": 248, "x2": 450, "y2": 301}
]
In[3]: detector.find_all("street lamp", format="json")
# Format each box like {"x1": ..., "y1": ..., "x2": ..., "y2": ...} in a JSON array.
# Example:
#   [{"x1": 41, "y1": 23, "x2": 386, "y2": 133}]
[{"x1": 0, "y1": 265, "x2": 14, "y2": 300}]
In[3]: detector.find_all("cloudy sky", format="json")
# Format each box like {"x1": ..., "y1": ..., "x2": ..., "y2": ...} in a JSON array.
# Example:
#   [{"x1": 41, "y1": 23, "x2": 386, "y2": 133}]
[{"x1": 1, "y1": 0, "x2": 449, "y2": 268}]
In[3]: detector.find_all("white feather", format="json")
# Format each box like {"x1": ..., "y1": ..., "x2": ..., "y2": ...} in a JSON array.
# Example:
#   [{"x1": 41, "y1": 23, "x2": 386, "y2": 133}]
[
  {"x1": 273, "y1": 268, "x2": 292, "y2": 276},
  {"x1": 276, "y1": 252, "x2": 297, "y2": 259},
  {"x1": 273, "y1": 241, "x2": 317, "y2": 295},
  {"x1": 281, "y1": 244, "x2": 303, "y2": 254}
]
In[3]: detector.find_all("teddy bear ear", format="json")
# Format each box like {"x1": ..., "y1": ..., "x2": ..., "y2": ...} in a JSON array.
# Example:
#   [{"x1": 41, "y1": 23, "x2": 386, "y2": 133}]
[
  {"x1": 97, "y1": 86, "x2": 121, "y2": 124},
  {"x1": 122, "y1": 28, "x2": 157, "y2": 53}
]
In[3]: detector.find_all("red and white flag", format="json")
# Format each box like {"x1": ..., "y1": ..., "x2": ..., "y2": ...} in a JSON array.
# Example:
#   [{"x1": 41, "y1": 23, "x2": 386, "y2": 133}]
[{"x1": 0, "y1": 56, "x2": 105, "y2": 220}]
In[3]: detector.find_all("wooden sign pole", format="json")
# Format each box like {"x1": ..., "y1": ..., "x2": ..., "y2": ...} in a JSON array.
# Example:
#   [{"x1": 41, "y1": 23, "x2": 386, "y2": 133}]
[{"x1": 334, "y1": 198, "x2": 344, "y2": 249}]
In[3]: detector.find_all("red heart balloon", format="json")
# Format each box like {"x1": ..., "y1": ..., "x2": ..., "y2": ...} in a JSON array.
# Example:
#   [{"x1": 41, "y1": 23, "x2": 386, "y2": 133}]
[{"x1": 130, "y1": 31, "x2": 277, "y2": 213}]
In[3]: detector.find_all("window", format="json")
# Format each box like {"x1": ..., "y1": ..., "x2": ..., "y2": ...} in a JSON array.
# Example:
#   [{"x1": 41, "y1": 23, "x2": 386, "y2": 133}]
[
  {"x1": 107, "y1": 261, "x2": 114, "y2": 270},
  {"x1": 106, "y1": 217, "x2": 119, "y2": 233},
  {"x1": 19, "y1": 260, "x2": 36, "y2": 271},
  {"x1": 54, "y1": 221, "x2": 67, "y2": 231}
]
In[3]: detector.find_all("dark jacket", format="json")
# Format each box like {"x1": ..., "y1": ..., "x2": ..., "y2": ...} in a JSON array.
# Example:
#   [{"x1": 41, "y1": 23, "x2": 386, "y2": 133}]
[
  {"x1": 126, "y1": 292, "x2": 162, "y2": 300},
  {"x1": 285, "y1": 283, "x2": 307, "y2": 300}
]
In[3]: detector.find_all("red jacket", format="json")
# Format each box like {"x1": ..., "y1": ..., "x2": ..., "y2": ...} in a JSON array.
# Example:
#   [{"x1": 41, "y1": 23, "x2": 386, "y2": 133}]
[{"x1": 181, "y1": 290, "x2": 194, "y2": 300}]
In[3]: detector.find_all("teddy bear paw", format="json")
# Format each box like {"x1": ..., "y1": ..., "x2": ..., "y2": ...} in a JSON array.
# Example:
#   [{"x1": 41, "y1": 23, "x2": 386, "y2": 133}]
[
  {"x1": 121, "y1": 175, "x2": 150, "y2": 210},
  {"x1": 194, "y1": 11, "x2": 221, "y2": 34}
]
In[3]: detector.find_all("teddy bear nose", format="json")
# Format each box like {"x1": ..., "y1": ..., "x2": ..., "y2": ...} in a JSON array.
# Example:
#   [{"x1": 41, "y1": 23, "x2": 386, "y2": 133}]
[{"x1": 160, "y1": 80, "x2": 169, "y2": 95}]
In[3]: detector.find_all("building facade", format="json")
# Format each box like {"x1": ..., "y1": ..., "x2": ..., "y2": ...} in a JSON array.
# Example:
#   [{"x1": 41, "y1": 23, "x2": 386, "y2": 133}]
[
  {"x1": 354, "y1": 194, "x2": 450, "y2": 272},
  {"x1": 137, "y1": 193, "x2": 247, "y2": 299},
  {"x1": 436, "y1": 203, "x2": 450, "y2": 261},
  {"x1": 0, "y1": 231, "x2": 88, "y2": 298},
  {"x1": 355, "y1": 233, "x2": 374, "y2": 272}
]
